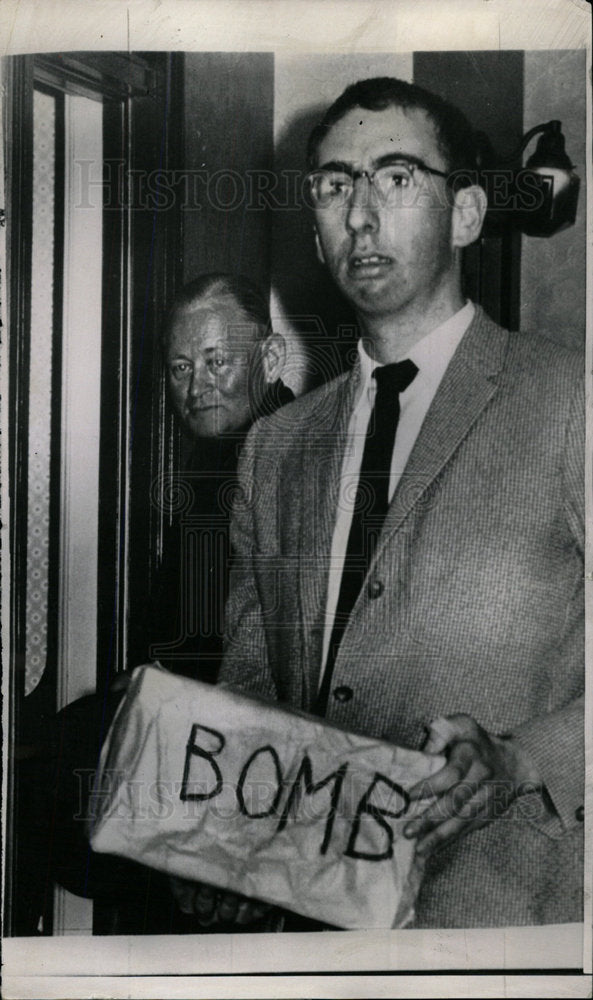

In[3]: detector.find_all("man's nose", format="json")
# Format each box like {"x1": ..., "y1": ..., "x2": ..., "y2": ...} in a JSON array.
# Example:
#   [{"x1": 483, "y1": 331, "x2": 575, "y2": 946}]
[
  {"x1": 188, "y1": 361, "x2": 214, "y2": 397},
  {"x1": 345, "y1": 176, "x2": 380, "y2": 235}
]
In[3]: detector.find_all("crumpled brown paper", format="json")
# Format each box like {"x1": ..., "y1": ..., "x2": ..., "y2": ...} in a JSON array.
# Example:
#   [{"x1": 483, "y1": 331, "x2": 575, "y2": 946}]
[{"x1": 89, "y1": 664, "x2": 443, "y2": 929}]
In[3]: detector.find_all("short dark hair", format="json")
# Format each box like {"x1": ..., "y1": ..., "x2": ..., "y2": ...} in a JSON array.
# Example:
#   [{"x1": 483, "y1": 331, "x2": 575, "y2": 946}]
[
  {"x1": 307, "y1": 77, "x2": 479, "y2": 178},
  {"x1": 165, "y1": 272, "x2": 271, "y2": 345}
]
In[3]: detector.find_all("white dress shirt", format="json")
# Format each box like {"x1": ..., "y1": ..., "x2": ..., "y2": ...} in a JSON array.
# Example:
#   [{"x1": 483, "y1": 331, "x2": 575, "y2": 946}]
[{"x1": 320, "y1": 300, "x2": 475, "y2": 679}]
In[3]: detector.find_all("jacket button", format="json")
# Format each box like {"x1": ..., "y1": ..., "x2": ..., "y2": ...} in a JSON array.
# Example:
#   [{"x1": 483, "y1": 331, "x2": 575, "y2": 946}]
[
  {"x1": 367, "y1": 579, "x2": 384, "y2": 599},
  {"x1": 333, "y1": 685, "x2": 353, "y2": 703},
  {"x1": 575, "y1": 805, "x2": 584, "y2": 822}
]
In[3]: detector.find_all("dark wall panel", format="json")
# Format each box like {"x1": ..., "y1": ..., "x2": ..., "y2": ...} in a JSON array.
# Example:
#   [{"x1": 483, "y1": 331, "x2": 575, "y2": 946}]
[
  {"x1": 414, "y1": 50, "x2": 524, "y2": 159},
  {"x1": 521, "y1": 50, "x2": 586, "y2": 352},
  {"x1": 182, "y1": 52, "x2": 274, "y2": 293},
  {"x1": 414, "y1": 51, "x2": 524, "y2": 329}
]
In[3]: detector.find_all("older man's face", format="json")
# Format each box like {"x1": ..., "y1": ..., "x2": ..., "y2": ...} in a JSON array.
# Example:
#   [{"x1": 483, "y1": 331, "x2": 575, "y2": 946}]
[
  {"x1": 166, "y1": 308, "x2": 256, "y2": 438},
  {"x1": 313, "y1": 105, "x2": 456, "y2": 323}
]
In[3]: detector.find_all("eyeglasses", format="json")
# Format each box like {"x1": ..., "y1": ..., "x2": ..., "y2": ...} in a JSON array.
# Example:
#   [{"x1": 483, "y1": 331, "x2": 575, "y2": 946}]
[{"x1": 307, "y1": 157, "x2": 449, "y2": 207}]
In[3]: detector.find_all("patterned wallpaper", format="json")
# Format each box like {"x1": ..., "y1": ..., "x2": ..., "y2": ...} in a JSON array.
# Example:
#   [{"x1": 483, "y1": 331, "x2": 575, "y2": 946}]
[{"x1": 25, "y1": 89, "x2": 55, "y2": 696}]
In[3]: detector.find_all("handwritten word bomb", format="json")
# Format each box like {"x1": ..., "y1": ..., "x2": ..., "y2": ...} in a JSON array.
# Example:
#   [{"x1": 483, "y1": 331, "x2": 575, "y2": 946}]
[{"x1": 179, "y1": 723, "x2": 410, "y2": 861}]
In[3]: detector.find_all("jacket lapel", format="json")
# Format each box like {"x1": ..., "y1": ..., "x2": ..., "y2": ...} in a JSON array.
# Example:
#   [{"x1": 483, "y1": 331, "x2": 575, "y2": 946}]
[
  {"x1": 375, "y1": 307, "x2": 510, "y2": 557},
  {"x1": 297, "y1": 366, "x2": 361, "y2": 703}
]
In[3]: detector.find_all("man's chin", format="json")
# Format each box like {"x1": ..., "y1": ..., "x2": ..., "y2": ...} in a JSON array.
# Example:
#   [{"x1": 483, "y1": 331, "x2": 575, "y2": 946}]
[
  {"x1": 183, "y1": 415, "x2": 222, "y2": 439},
  {"x1": 338, "y1": 271, "x2": 396, "y2": 309},
  {"x1": 341, "y1": 284, "x2": 401, "y2": 318},
  {"x1": 184, "y1": 417, "x2": 246, "y2": 440}
]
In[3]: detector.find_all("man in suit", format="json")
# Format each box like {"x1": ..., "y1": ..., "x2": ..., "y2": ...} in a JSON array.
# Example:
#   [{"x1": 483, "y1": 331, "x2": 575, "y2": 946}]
[
  {"x1": 139, "y1": 273, "x2": 294, "y2": 683},
  {"x1": 194, "y1": 78, "x2": 584, "y2": 929}
]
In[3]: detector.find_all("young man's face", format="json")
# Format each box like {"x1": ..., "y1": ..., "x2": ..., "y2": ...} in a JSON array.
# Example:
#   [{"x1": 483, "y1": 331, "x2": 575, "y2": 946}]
[
  {"x1": 313, "y1": 104, "x2": 457, "y2": 324},
  {"x1": 166, "y1": 308, "x2": 257, "y2": 438}
]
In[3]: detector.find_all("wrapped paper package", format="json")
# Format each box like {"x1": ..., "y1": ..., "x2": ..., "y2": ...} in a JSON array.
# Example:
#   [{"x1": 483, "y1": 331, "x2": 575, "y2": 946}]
[{"x1": 89, "y1": 664, "x2": 444, "y2": 929}]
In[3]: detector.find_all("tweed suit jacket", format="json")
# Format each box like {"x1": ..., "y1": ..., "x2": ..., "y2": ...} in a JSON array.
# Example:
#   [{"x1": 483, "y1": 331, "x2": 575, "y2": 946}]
[{"x1": 220, "y1": 305, "x2": 584, "y2": 929}]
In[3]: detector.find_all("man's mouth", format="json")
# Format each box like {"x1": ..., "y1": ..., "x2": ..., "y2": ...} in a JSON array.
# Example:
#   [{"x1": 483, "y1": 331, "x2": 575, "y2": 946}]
[
  {"x1": 349, "y1": 254, "x2": 393, "y2": 275},
  {"x1": 352, "y1": 254, "x2": 392, "y2": 266},
  {"x1": 188, "y1": 402, "x2": 222, "y2": 416},
  {"x1": 190, "y1": 396, "x2": 222, "y2": 408}
]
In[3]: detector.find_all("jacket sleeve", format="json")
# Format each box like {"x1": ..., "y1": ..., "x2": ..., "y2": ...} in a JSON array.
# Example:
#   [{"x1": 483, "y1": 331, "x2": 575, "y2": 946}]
[
  {"x1": 218, "y1": 424, "x2": 278, "y2": 702},
  {"x1": 510, "y1": 375, "x2": 585, "y2": 837},
  {"x1": 511, "y1": 696, "x2": 584, "y2": 836}
]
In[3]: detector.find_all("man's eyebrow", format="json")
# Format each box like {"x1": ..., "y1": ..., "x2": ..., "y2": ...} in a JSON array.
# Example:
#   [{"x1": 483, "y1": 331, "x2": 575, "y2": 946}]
[
  {"x1": 316, "y1": 159, "x2": 354, "y2": 173},
  {"x1": 317, "y1": 152, "x2": 429, "y2": 172},
  {"x1": 374, "y1": 152, "x2": 427, "y2": 168}
]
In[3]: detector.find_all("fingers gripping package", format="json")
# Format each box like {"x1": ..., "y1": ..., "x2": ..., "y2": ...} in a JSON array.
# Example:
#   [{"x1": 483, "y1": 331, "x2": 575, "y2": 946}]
[{"x1": 89, "y1": 664, "x2": 443, "y2": 929}]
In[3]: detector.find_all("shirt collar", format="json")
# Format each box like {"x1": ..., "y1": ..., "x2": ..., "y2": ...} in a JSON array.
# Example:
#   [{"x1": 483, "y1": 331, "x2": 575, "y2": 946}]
[{"x1": 355, "y1": 300, "x2": 475, "y2": 404}]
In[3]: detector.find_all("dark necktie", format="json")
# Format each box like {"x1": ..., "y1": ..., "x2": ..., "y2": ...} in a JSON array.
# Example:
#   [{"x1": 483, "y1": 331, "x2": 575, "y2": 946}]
[{"x1": 314, "y1": 359, "x2": 418, "y2": 715}]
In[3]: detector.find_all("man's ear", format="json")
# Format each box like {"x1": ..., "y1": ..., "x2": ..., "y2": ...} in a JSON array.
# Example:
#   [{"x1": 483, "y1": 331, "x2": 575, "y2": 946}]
[
  {"x1": 451, "y1": 185, "x2": 488, "y2": 249},
  {"x1": 260, "y1": 333, "x2": 287, "y2": 384},
  {"x1": 314, "y1": 228, "x2": 326, "y2": 265}
]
